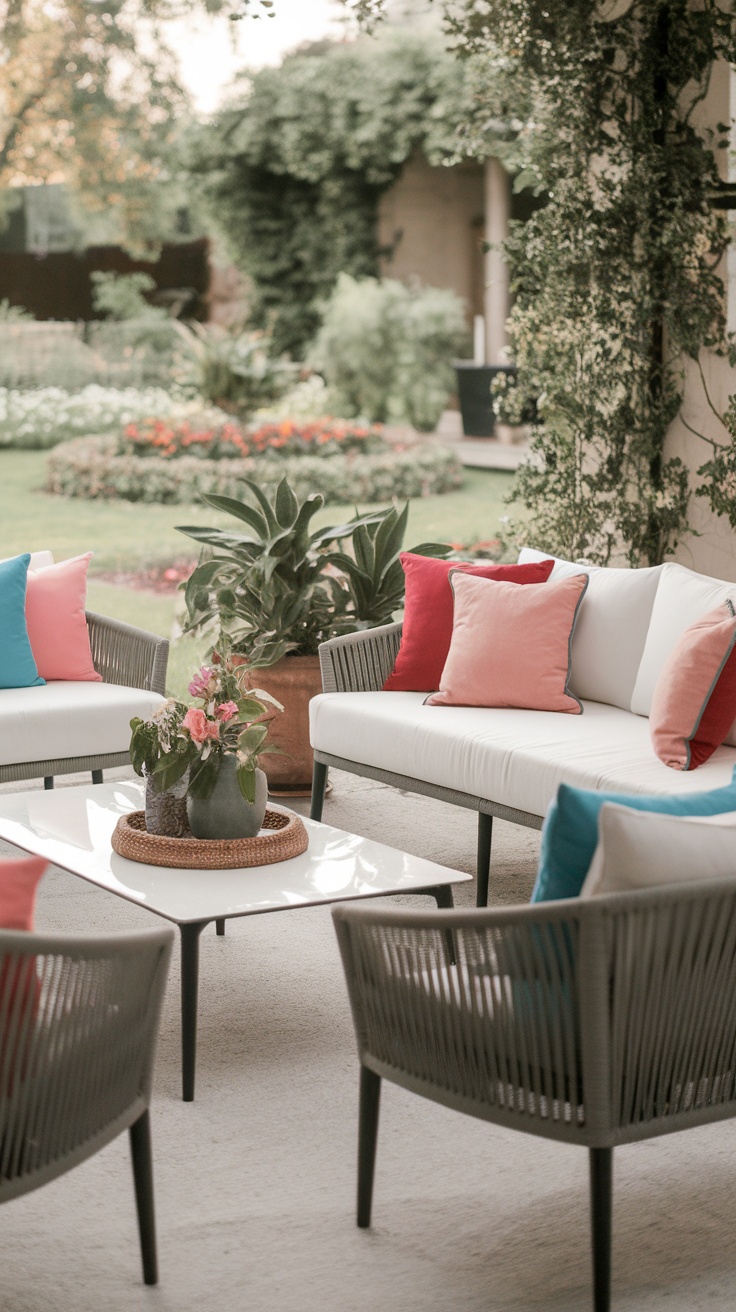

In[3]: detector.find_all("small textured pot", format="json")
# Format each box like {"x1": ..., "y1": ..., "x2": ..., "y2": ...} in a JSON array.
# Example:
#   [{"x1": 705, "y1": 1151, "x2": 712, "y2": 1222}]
[
  {"x1": 253, "y1": 654, "x2": 323, "y2": 794},
  {"x1": 186, "y1": 756, "x2": 268, "y2": 840},
  {"x1": 145, "y1": 769, "x2": 191, "y2": 838}
]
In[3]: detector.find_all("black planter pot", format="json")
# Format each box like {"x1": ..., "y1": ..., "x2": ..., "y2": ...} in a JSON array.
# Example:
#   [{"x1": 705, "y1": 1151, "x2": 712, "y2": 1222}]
[{"x1": 454, "y1": 362, "x2": 515, "y2": 438}]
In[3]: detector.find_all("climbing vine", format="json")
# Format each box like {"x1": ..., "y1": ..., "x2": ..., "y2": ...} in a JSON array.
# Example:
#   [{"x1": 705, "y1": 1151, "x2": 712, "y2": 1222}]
[{"x1": 443, "y1": 0, "x2": 736, "y2": 565}]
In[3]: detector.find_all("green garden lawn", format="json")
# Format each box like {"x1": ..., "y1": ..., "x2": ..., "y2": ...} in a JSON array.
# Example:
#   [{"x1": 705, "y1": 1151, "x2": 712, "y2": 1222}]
[{"x1": 0, "y1": 448, "x2": 515, "y2": 695}]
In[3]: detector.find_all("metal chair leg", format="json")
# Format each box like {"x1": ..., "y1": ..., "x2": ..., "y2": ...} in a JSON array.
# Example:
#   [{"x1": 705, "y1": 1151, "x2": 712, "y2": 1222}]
[
  {"x1": 589, "y1": 1147, "x2": 613, "y2": 1312},
  {"x1": 91, "y1": 769, "x2": 104, "y2": 784},
  {"x1": 476, "y1": 812, "x2": 493, "y2": 906},
  {"x1": 129, "y1": 1110, "x2": 158, "y2": 1286},
  {"x1": 310, "y1": 759, "x2": 329, "y2": 821},
  {"x1": 44, "y1": 777, "x2": 54, "y2": 790},
  {"x1": 357, "y1": 1066, "x2": 381, "y2": 1228}
]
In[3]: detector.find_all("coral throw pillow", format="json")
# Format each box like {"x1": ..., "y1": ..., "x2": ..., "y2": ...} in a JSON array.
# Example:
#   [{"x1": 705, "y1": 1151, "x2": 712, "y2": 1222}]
[
  {"x1": 25, "y1": 553, "x2": 101, "y2": 682},
  {"x1": 427, "y1": 571, "x2": 588, "y2": 711},
  {"x1": 383, "y1": 553, "x2": 554, "y2": 692},
  {"x1": 649, "y1": 600, "x2": 736, "y2": 770}
]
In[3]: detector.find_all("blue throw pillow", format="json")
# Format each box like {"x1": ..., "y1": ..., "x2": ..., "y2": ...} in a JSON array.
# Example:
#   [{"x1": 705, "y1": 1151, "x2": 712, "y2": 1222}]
[
  {"x1": 0, "y1": 553, "x2": 45, "y2": 690},
  {"x1": 532, "y1": 763, "x2": 736, "y2": 902}
]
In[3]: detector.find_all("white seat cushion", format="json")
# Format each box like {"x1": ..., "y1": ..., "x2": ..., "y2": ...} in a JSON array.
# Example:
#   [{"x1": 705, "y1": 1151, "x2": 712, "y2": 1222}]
[
  {"x1": 310, "y1": 692, "x2": 736, "y2": 819},
  {"x1": 517, "y1": 548, "x2": 662, "y2": 711},
  {"x1": 0, "y1": 682, "x2": 165, "y2": 767}
]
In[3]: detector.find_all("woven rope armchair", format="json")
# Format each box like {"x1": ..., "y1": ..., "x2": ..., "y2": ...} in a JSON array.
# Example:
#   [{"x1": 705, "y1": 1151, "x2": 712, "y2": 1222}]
[
  {"x1": 333, "y1": 878, "x2": 736, "y2": 1312},
  {"x1": 0, "y1": 924, "x2": 173, "y2": 1285},
  {"x1": 0, "y1": 611, "x2": 168, "y2": 787}
]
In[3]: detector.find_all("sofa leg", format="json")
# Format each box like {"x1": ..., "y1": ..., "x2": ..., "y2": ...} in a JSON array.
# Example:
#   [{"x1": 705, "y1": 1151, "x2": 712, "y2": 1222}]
[
  {"x1": 476, "y1": 812, "x2": 493, "y2": 906},
  {"x1": 357, "y1": 1066, "x2": 381, "y2": 1229},
  {"x1": 310, "y1": 760, "x2": 328, "y2": 821},
  {"x1": 44, "y1": 777, "x2": 54, "y2": 790},
  {"x1": 91, "y1": 769, "x2": 103, "y2": 785},
  {"x1": 589, "y1": 1147, "x2": 613, "y2": 1312}
]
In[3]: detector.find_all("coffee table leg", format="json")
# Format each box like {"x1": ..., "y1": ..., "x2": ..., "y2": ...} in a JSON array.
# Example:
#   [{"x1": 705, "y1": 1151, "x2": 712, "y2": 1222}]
[
  {"x1": 428, "y1": 885, "x2": 455, "y2": 964},
  {"x1": 215, "y1": 919, "x2": 226, "y2": 936},
  {"x1": 180, "y1": 921, "x2": 207, "y2": 1103},
  {"x1": 431, "y1": 885, "x2": 454, "y2": 910}
]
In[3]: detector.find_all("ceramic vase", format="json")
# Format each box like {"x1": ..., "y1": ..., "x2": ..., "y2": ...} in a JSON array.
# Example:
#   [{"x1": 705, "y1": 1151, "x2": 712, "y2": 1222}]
[{"x1": 186, "y1": 755, "x2": 268, "y2": 840}]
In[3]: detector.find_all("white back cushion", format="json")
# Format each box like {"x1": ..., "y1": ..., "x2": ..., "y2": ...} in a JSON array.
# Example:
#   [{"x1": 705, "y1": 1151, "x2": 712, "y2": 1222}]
[
  {"x1": 581, "y1": 802, "x2": 736, "y2": 897},
  {"x1": 631, "y1": 563, "x2": 736, "y2": 721},
  {"x1": 518, "y1": 548, "x2": 662, "y2": 710},
  {"x1": 0, "y1": 550, "x2": 55, "y2": 570}
]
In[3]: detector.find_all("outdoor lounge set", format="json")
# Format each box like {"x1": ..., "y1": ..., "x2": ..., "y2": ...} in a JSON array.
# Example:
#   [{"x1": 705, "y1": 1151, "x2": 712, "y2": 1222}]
[{"x1": 5, "y1": 545, "x2": 736, "y2": 1310}]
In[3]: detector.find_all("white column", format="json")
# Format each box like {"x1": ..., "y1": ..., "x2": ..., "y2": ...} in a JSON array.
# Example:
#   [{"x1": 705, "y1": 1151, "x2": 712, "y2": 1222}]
[{"x1": 484, "y1": 156, "x2": 511, "y2": 365}]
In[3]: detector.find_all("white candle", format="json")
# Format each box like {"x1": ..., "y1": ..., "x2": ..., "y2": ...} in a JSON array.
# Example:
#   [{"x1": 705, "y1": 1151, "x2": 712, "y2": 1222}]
[{"x1": 473, "y1": 315, "x2": 486, "y2": 366}]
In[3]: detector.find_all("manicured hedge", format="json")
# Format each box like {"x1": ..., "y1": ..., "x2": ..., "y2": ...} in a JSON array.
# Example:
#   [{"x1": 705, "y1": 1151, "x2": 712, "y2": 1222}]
[{"x1": 45, "y1": 434, "x2": 463, "y2": 505}]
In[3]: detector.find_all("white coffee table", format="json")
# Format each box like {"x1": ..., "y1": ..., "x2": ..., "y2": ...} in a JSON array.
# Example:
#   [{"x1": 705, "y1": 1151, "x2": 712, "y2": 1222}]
[{"x1": 0, "y1": 781, "x2": 471, "y2": 1101}]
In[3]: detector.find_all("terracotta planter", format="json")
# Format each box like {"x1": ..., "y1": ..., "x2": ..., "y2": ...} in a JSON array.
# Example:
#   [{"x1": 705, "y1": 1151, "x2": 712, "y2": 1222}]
[{"x1": 254, "y1": 655, "x2": 323, "y2": 795}]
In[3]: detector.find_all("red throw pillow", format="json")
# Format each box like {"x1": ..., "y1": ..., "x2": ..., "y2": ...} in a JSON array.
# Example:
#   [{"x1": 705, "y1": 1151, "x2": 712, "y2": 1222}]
[
  {"x1": 383, "y1": 554, "x2": 555, "y2": 692},
  {"x1": 650, "y1": 601, "x2": 736, "y2": 770},
  {"x1": 0, "y1": 856, "x2": 47, "y2": 1088}
]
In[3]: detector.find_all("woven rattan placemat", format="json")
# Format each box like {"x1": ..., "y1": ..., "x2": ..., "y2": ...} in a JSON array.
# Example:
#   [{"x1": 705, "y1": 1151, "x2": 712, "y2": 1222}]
[{"x1": 111, "y1": 808, "x2": 309, "y2": 869}]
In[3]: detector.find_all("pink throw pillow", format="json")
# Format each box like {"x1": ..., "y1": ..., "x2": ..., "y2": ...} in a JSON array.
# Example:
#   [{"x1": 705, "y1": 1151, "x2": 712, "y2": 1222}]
[
  {"x1": 426, "y1": 571, "x2": 589, "y2": 712},
  {"x1": 25, "y1": 553, "x2": 101, "y2": 681},
  {"x1": 383, "y1": 553, "x2": 555, "y2": 692},
  {"x1": 649, "y1": 600, "x2": 736, "y2": 770}
]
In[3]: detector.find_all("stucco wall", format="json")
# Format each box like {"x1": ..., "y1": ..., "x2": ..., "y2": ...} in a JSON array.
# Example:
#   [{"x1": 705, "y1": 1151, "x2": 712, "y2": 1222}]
[
  {"x1": 669, "y1": 58, "x2": 736, "y2": 581},
  {"x1": 377, "y1": 154, "x2": 484, "y2": 320}
]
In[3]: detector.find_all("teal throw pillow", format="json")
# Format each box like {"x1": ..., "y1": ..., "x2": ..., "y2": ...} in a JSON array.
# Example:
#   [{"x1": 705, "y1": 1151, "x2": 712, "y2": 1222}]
[
  {"x1": 532, "y1": 763, "x2": 736, "y2": 903},
  {"x1": 0, "y1": 553, "x2": 45, "y2": 689}
]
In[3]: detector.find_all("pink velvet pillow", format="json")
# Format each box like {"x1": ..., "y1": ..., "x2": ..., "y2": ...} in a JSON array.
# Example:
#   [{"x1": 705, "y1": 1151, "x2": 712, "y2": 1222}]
[
  {"x1": 25, "y1": 553, "x2": 101, "y2": 681},
  {"x1": 649, "y1": 600, "x2": 736, "y2": 770},
  {"x1": 383, "y1": 553, "x2": 555, "y2": 692},
  {"x1": 426, "y1": 571, "x2": 589, "y2": 712}
]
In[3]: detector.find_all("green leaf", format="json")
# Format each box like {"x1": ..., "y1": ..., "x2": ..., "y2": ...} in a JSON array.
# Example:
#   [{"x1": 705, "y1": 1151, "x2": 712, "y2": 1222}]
[
  {"x1": 236, "y1": 696, "x2": 270, "y2": 720},
  {"x1": 151, "y1": 751, "x2": 191, "y2": 793},
  {"x1": 236, "y1": 764, "x2": 257, "y2": 804},
  {"x1": 237, "y1": 724, "x2": 269, "y2": 757},
  {"x1": 240, "y1": 479, "x2": 280, "y2": 534},
  {"x1": 199, "y1": 494, "x2": 269, "y2": 538},
  {"x1": 187, "y1": 753, "x2": 220, "y2": 801},
  {"x1": 275, "y1": 478, "x2": 299, "y2": 528}
]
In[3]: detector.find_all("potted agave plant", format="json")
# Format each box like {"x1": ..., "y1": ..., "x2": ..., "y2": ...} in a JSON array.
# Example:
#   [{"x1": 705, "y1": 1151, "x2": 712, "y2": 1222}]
[
  {"x1": 130, "y1": 655, "x2": 283, "y2": 840},
  {"x1": 176, "y1": 478, "x2": 448, "y2": 792}
]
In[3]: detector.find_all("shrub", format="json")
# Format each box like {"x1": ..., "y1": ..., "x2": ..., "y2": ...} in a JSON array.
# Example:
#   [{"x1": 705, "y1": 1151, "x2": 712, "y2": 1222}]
[
  {"x1": 45, "y1": 434, "x2": 463, "y2": 505},
  {"x1": 119, "y1": 417, "x2": 385, "y2": 461},
  {"x1": 0, "y1": 386, "x2": 228, "y2": 449},
  {"x1": 310, "y1": 274, "x2": 468, "y2": 431}
]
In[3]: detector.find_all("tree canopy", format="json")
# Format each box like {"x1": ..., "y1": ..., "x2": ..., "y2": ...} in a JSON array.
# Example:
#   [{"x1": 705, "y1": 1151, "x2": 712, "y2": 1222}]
[
  {"x1": 0, "y1": 0, "x2": 210, "y2": 244},
  {"x1": 193, "y1": 28, "x2": 483, "y2": 356}
]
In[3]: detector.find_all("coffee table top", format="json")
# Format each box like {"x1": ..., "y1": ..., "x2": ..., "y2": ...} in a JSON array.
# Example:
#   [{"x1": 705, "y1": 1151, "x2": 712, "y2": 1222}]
[{"x1": 0, "y1": 782, "x2": 471, "y2": 925}]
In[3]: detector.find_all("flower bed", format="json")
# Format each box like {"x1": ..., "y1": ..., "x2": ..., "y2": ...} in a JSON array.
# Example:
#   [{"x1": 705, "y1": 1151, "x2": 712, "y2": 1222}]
[
  {"x1": 120, "y1": 416, "x2": 385, "y2": 460},
  {"x1": 45, "y1": 434, "x2": 463, "y2": 505},
  {"x1": 0, "y1": 386, "x2": 228, "y2": 450}
]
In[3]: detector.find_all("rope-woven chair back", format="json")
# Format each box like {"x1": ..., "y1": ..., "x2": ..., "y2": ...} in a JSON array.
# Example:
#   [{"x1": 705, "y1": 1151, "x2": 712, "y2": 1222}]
[
  {"x1": 0, "y1": 927, "x2": 172, "y2": 1202},
  {"x1": 335, "y1": 879, "x2": 736, "y2": 1149},
  {"x1": 580, "y1": 881, "x2": 736, "y2": 1143},
  {"x1": 335, "y1": 900, "x2": 585, "y2": 1141}
]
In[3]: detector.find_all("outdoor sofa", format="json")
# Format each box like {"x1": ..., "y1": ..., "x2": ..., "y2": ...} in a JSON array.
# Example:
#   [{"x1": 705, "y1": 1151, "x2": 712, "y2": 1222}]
[
  {"x1": 0, "y1": 551, "x2": 168, "y2": 787},
  {"x1": 310, "y1": 551, "x2": 736, "y2": 903}
]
